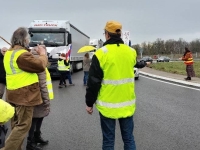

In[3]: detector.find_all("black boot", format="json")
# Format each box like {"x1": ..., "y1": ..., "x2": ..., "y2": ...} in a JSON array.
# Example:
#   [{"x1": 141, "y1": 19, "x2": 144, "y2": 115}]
[
  {"x1": 26, "y1": 138, "x2": 42, "y2": 150},
  {"x1": 34, "y1": 131, "x2": 49, "y2": 145},
  {"x1": 184, "y1": 77, "x2": 191, "y2": 80}
]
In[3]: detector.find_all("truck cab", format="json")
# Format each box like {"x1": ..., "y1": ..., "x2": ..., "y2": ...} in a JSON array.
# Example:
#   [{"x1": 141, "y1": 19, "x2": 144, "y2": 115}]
[{"x1": 28, "y1": 20, "x2": 89, "y2": 77}]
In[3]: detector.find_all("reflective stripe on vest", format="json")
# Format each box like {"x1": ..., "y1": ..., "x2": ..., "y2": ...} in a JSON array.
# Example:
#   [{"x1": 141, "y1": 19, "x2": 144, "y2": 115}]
[
  {"x1": 57, "y1": 60, "x2": 69, "y2": 71},
  {"x1": 184, "y1": 58, "x2": 194, "y2": 65},
  {"x1": 45, "y1": 68, "x2": 54, "y2": 100},
  {"x1": 95, "y1": 44, "x2": 137, "y2": 119},
  {"x1": 4, "y1": 49, "x2": 39, "y2": 90},
  {"x1": 96, "y1": 99, "x2": 136, "y2": 108},
  {"x1": 102, "y1": 78, "x2": 135, "y2": 85}
]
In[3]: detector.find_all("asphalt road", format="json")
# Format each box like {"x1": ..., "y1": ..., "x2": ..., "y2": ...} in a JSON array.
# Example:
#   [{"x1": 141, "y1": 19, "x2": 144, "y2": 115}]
[{"x1": 8, "y1": 71, "x2": 200, "y2": 150}]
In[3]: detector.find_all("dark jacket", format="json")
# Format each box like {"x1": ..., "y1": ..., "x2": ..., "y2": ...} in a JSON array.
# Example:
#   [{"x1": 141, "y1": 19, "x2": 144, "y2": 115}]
[
  {"x1": 135, "y1": 61, "x2": 147, "y2": 68},
  {"x1": 0, "y1": 52, "x2": 6, "y2": 84}
]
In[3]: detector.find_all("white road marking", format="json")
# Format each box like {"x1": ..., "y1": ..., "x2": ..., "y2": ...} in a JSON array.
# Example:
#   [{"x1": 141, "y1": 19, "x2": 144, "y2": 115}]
[{"x1": 141, "y1": 75, "x2": 200, "y2": 91}]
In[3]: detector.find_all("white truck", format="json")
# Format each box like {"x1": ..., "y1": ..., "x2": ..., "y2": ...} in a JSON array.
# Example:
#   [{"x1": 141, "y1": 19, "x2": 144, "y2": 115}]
[
  {"x1": 88, "y1": 39, "x2": 104, "y2": 58},
  {"x1": 28, "y1": 20, "x2": 90, "y2": 77}
]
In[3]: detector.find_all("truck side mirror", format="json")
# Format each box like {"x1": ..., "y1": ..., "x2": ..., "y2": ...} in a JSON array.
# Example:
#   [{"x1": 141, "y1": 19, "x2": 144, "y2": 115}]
[{"x1": 67, "y1": 33, "x2": 72, "y2": 45}]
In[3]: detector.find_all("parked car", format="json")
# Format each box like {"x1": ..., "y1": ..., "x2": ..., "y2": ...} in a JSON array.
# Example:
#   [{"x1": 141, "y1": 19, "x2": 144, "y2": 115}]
[
  {"x1": 157, "y1": 56, "x2": 170, "y2": 62},
  {"x1": 140, "y1": 56, "x2": 153, "y2": 63},
  {"x1": 134, "y1": 68, "x2": 139, "y2": 80}
]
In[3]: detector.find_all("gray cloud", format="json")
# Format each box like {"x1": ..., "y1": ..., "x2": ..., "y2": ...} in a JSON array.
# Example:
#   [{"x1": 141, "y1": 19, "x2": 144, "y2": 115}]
[{"x1": 0, "y1": 0, "x2": 200, "y2": 47}]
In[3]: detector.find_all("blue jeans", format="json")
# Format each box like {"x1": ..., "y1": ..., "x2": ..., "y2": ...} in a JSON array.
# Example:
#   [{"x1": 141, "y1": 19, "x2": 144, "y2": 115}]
[
  {"x1": 100, "y1": 113, "x2": 136, "y2": 150},
  {"x1": 83, "y1": 71, "x2": 89, "y2": 84},
  {"x1": 66, "y1": 71, "x2": 73, "y2": 84}
]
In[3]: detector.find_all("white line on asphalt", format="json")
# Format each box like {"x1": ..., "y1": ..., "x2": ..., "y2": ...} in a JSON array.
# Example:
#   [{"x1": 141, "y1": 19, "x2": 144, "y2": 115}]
[{"x1": 141, "y1": 75, "x2": 200, "y2": 91}]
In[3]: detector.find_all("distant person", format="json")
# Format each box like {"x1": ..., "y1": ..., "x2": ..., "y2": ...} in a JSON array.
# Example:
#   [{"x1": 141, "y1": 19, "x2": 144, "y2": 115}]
[
  {"x1": 179, "y1": 47, "x2": 195, "y2": 80},
  {"x1": 0, "y1": 47, "x2": 7, "y2": 98},
  {"x1": 26, "y1": 45, "x2": 54, "y2": 149},
  {"x1": 3, "y1": 27, "x2": 47, "y2": 150},
  {"x1": 85, "y1": 21, "x2": 137, "y2": 149},
  {"x1": 57, "y1": 53, "x2": 68, "y2": 88},
  {"x1": 0, "y1": 99, "x2": 14, "y2": 149},
  {"x1": 83, "y1": 53, "x2": 91, "y2": 86},
  {"x1": 66, "y1": 59, "x2": 75, "y2": 86}
]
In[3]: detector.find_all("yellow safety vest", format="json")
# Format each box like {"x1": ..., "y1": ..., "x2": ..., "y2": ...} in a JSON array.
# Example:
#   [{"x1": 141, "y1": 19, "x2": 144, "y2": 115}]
[
  {"x1": 57, "y1": 60, "x2": 69, "y2": 71},
  {"x1": 4, "y1": 49, "x2": 39, "y2": 90},
  {"x1": 45, "y1": 68, "x2": 54, "y2": 100},
  {"x1": 0, "y1": 99, "x2": 14, "y2": 123},
  {"x1": 95, "y1": 44, "x2": 137, "y2": 119}
]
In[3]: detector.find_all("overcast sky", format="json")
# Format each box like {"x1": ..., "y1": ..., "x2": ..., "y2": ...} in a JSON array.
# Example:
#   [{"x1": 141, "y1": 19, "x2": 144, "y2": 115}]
[{"x1": 0, "y1": 0, "x2": 200, "y2": 47}]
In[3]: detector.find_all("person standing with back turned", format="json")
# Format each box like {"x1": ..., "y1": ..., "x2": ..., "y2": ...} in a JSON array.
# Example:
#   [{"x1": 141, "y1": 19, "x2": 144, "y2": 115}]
[
  {"x1": 83, "y1": 52, "x2": 91, "y2": 86},
  {"x1": 85, "y1": 21, "x2": 137, "y2": 150},
  {"x1": 3, "y1": 27, "x2": 47, "y2": 150}
]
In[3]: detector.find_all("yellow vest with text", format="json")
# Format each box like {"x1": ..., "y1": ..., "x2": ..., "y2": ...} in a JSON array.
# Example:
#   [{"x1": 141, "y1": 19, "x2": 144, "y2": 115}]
[
  {"x1": 4, "y1": 49, "x2": 39, "y2": 90},
  {"x1": 57, "y1": 60, "x2": 69, "y2": 71},
  {"x1": 95, "y1": 44, "x2": 137, "y2": 119},
  {"x1": 45, "y1": 68, "x2": 54, "y2": 100}
]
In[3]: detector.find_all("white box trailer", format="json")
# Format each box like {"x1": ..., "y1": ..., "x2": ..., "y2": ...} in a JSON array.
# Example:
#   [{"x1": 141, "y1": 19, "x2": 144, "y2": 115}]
[{"x1": 28, "y1": 20, "x2": 90, "y2": 77}]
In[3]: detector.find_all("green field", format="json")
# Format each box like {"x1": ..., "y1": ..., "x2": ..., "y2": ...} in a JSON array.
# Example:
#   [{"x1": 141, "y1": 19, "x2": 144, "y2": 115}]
[{"x1": 150, "y1": 61, "x2": 200, "y2": 78}]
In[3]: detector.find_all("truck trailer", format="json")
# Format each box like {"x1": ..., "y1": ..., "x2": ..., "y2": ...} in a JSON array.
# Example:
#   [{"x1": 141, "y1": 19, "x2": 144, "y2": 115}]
[{"x1": 28, "y1": 20, "x2": 90, "y2": 77}]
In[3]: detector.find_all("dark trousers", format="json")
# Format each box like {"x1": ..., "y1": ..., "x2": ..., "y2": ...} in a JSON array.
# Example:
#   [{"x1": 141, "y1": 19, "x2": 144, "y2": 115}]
[
  {"x1": 83, "y1": 71, "x2": 89, "y2": 85},
  {"x1": 100, "y1": 113, "x2": 136, "y2": 150},
  {"x1": 59, "y1": 71, "x2": 67, "y2": 85},
  {"x1": 66, "y1": 71, "x2": 73, "y2": 84},
  {"x1": 0, "y1": 125, "x2": 8, "y2": 148},
  {"x1": 28, "y1": 118, "x2": 44, "y2": 140}
]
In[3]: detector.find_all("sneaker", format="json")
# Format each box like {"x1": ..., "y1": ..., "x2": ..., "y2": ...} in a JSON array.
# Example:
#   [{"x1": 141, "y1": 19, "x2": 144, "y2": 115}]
[{"x1": 69, "y1": 83, "x2": 75, "y2": 86}]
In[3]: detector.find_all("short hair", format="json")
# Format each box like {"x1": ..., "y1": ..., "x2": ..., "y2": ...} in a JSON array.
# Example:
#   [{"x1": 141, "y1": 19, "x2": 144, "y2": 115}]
[
  {"x1": 61, "y1": 53, "x2": 66, "y2": 57},
  {"x1": 85, "y1": 53, "x2": 89, "y2": 58},
  {"x1": 10, "y1": 27, "x2": 30, "y2": 48},
  {"x1": 105, "y1": 30, "x2": 121, "y2": 38}
]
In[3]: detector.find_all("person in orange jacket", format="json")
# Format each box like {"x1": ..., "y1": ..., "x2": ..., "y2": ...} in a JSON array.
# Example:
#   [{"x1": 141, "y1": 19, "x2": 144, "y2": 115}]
[{"x1": 179, "y1": 47, "x2": 195, "y2": 80}]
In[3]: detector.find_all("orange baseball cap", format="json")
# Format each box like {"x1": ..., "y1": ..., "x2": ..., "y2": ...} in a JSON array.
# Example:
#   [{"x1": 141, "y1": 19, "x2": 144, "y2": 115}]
[{"x1": 104, "y1": 21, "x2": 122, "y2": 34}]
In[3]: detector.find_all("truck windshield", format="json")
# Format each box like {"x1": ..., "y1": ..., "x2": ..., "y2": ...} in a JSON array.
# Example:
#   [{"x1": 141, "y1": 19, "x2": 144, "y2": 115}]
[{"x1": 30, "y1": 32, "x2": 65, "y2": 47}]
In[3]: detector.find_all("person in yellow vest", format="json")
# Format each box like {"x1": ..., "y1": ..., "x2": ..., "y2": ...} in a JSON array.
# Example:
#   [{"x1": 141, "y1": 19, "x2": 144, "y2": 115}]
[
  {"x1": 26, "y1": 45, "x2": 54, "y2": 150},
  {"x1": 85, "y1": 21, "x2": 137, "y2": 149},
  {"x1": 179, "y1": 47, "x2": 195, "y2": 80},
  {"x1": 3, "y1": 27, "x2": 47, "y2": 150},
  {"x1": 57, "y1": 53, "x2": 68, "y2": 88},
  {"x1": 0, "y1": 99, "x2": 14, "y2": 149}
]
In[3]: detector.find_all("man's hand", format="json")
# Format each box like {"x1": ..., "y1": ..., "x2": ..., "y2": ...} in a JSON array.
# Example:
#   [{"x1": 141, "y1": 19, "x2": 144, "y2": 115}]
[
  {"x1": 146, "y1": 62, "x2": 151, "y2": 67},
  {"x1": 35, "y1": 44, "x2": 46, "y2": 55},
  {"x1": 86, "y1": 106, "x2": 93, "y2": 115}
]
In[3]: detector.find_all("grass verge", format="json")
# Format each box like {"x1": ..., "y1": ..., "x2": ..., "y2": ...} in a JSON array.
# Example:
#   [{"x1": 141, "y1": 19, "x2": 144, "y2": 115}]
[{"x1": 150, "y1": 61, "x2": 200, "y2": 78}]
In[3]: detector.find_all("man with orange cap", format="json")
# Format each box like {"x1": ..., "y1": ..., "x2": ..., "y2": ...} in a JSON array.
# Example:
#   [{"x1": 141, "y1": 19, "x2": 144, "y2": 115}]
[{"x1": 85, "y1": 21, "x2": 137, "y2": 149}]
